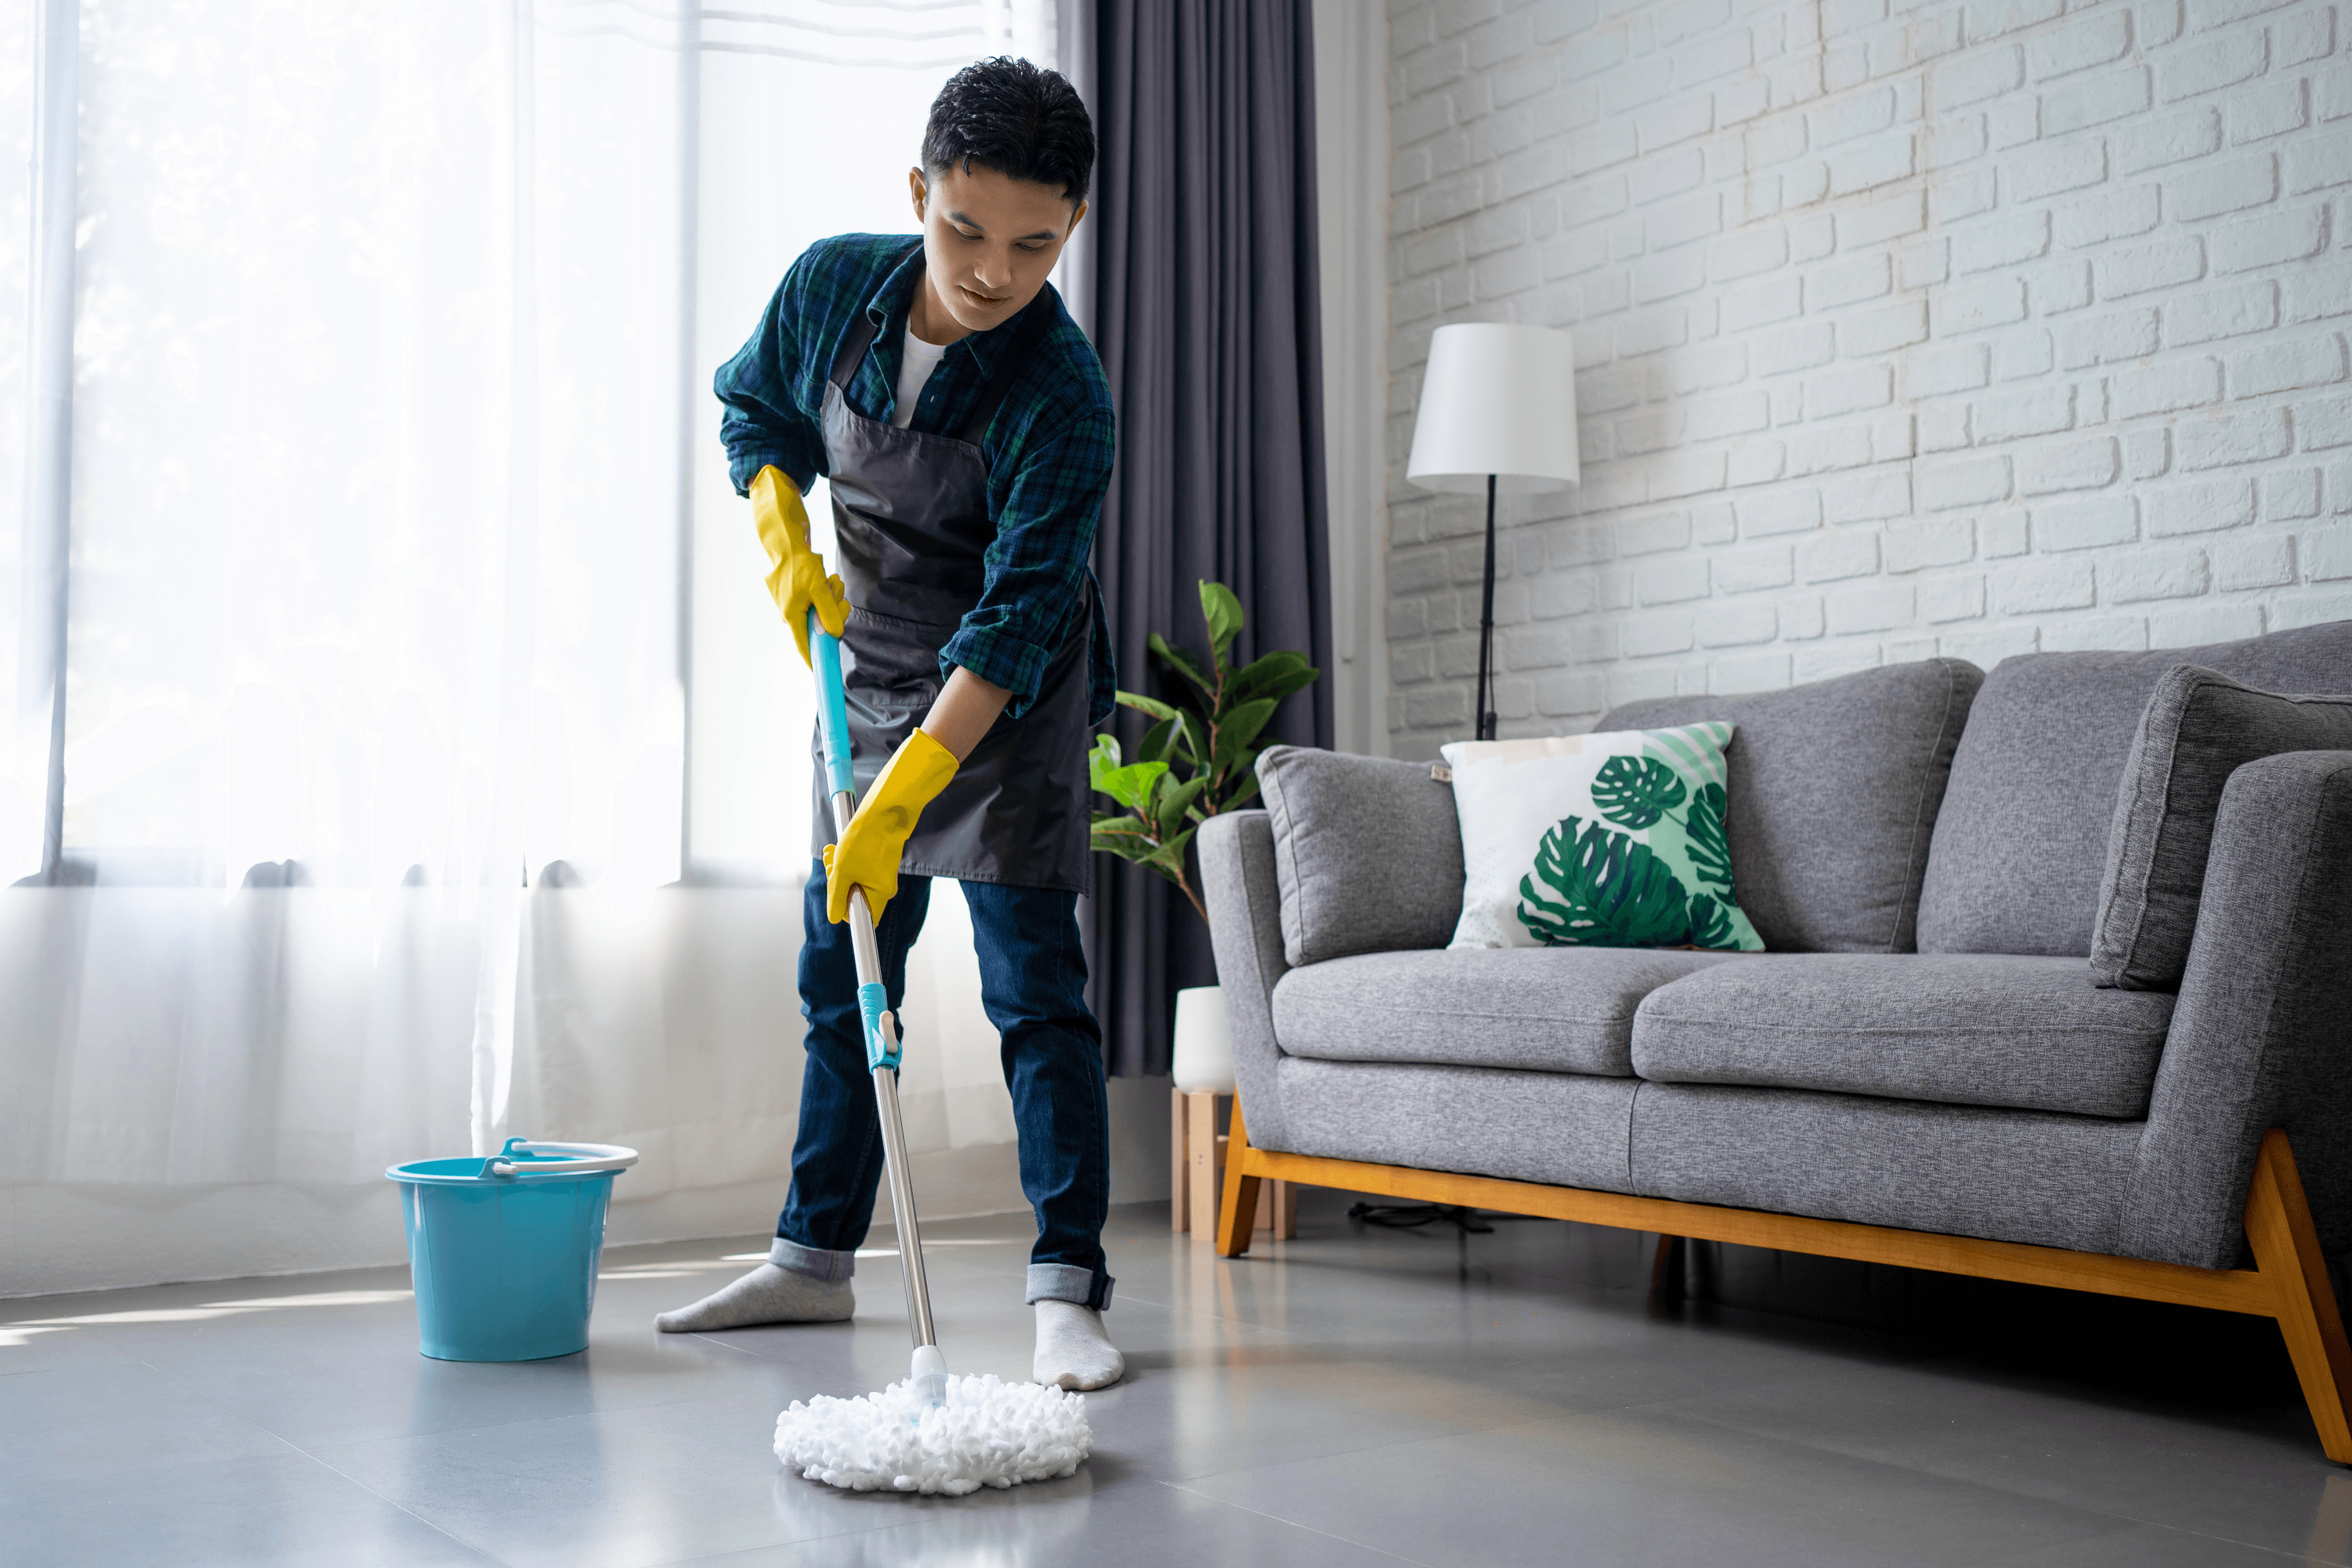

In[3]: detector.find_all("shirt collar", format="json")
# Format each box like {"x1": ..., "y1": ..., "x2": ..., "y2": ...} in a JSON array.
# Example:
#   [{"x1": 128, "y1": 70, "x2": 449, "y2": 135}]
[{"x1": 862, "y1": 237, "x2": 1030, "y2": 379}]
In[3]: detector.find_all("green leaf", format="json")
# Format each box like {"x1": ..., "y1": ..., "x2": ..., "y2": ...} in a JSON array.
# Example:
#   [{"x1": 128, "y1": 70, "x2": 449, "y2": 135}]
[
  {"x1": 1148, "y1": 633, "x2": 1215, "y2": 696},
  {"x1": 1156, "y1": 776, "x2": 1208, "y2": 842},
  {"x1": 1216, "y1": 771, "x2": 1263, "y2": 814},
  {"x1": 1144, "y1": 824, "x2": 1198, "y2": 877},
  {"x1": 1088, "y1": 815, "x2": 1159, "y2": 862},
  {"x1": 1117, "y1": 690, "x2": 1180, "y2": 722},
  {"x1": 1088, "y1": 734, "x2": 1168, "y2": 812},
  {"x1": 1136, "y1": 718, "x2": 1174, "y2": 765},
  {"x1": 1516, "y1": 815, "x2": 1692, "y2": 948},
  {"x1": 1210, "y1": 697, "x2": 1279, "y2": 776},
  {"x1": 1687, "y1": 893, "x2": 1735, "y2": 950},
  {"x1": 1167, "y1": 707, "x2": 1205, "y2": 767},
  {"x1": 1228, "y1": 650, "x2": 1319, "y2": 707},
  {"x1": 1686, "y1": 782, "x2": 1735, "y2": 896},
  {"x1": 1199, "y1": 581, "x2": 1245, "y2": 662},
  {"x1": 1591, "y1": 755, "x2": 1687, "y2": 829}
]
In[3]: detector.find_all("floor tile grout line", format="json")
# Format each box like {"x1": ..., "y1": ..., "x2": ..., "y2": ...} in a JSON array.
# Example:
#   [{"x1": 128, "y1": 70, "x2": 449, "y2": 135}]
[
  {"x1": 1960, "y1": 1515, "x2": 2338, "y2": 1568},
  {"x1": 1605, "y1": 1394, "x2": 2352, "y2": 1561},
  {"x1": 1161, "y1": 1403, "x2": 2324, "y2": 1566},
  {"x1": 1613, "y1": 1383, "x2": 2351, "y2": 1554},
  {"x1": 1156, "y1": 1479, "x2": 1442, "y2": 1566},
  {"x1": 1145, "y1": 1414, "x2": 1579, "y2": 1504},
  {"x1": 626, "y1": 1471, "x2": 1187, "y2": 1568},
  {"x1": 280, "y1": 1443, "x2": 515, "y2": 1567},
  {"x1": 294, "y1": 1385, "x2": 798, "y2": 1458},
  {"x1": 131, "y1": 1354, "x2": 317, "y2": 1461}
]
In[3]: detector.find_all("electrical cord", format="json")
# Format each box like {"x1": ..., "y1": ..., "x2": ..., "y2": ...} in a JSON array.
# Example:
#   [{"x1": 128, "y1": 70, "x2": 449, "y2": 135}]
[{"x1": 1346, "y1": 1202, "x2": 1494, "y2": 1234}]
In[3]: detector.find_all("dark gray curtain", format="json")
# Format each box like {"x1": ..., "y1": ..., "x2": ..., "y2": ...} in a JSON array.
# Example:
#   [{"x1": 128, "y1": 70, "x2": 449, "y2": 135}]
[{"x1": 1085, "y1": 0, "x2": 1333, "y2": 1077}]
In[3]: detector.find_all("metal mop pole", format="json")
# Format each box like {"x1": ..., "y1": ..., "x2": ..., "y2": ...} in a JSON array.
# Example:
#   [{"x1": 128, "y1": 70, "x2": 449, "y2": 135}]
[{"x1": 810, "y1": 614, "x2": 948, "y2": 1403}]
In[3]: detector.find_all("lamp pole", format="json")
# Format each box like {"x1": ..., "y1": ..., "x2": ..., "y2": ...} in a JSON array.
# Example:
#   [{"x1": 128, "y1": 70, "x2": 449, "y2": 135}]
[{"x1": 1473, "y1": 473, "x2": 1498, "y2": 742}]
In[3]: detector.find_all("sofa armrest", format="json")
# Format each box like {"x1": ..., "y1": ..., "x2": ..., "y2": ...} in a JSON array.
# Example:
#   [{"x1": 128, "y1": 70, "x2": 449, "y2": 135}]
[
  {"x1": 1199, "y1": 810, "x2": 1293, "y2": 1152},
  {"x1": 2125, "y1": 750, "x2": 2352, "y2": 1268}
]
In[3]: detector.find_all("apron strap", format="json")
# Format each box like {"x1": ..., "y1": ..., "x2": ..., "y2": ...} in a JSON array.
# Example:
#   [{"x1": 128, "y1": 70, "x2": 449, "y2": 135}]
[
  {"x1": 956, "y1": 298, "x2": 1055, "y2": 445},
  {"x1": 829, "y1": 310, "x2": 883, "y2": 391}
]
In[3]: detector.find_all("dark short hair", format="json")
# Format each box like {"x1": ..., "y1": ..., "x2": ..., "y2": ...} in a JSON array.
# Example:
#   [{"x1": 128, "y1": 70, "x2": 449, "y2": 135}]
[{"x1": 922, "y1": 56, "x2": 1094, "y2": 206}]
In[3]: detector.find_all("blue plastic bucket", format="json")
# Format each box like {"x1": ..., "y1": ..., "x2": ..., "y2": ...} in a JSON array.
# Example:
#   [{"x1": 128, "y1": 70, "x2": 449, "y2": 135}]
[{"x1": 386, "y1": 1137, "x2": 639, "y2": 1362}]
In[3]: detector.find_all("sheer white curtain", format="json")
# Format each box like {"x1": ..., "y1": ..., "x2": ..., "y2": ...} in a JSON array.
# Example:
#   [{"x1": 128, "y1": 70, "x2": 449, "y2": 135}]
[{"x1": 2, "y1": 0, "x2": 1058, "y2": 1295}]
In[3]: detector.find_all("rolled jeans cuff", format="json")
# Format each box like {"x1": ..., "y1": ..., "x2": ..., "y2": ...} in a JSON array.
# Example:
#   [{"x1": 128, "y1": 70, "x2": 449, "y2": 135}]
[
  {"x1": 770, "y1": 1237, "x2": 855, "y2": 1281},
  {"x1": 1026, "y1": 1262, "x2": 1113, "y2": 1311}
]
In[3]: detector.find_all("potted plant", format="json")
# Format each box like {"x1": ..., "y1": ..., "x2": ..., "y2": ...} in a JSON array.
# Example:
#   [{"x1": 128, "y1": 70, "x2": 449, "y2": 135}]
[{"x1": 1090, "y1": 580, "x2": 1319, "y2": 1092}]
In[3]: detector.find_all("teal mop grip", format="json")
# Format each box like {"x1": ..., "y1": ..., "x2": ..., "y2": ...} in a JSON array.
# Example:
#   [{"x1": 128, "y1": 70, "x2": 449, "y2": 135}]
[
  {"x1": 858, "y1": 980, "x2": 897, "y2": 1072},
  {"x1": 809, "y1": 609, "x2": 856, "y2": 799}
]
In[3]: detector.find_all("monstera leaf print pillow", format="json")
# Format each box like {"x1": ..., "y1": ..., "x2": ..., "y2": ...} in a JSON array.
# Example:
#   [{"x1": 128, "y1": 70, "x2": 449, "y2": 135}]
[{"x1": 1441, "y1": 723, "x2": 1763, "y2": 952}]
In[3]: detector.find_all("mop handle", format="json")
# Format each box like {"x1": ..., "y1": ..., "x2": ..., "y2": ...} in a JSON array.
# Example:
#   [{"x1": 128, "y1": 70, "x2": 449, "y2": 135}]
[
  {"x1": 810, "y1": 618, "x2": 895, "y2": 1072},
  {"x1": 809, "y1": 609, "x2": 938, "y2": 1354}
]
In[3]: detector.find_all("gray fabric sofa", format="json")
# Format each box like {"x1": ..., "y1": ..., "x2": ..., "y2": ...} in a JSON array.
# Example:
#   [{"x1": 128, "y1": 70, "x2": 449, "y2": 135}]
[{"x1": 1199, "y1": 620, "x2": 2352, "y2": 1457}]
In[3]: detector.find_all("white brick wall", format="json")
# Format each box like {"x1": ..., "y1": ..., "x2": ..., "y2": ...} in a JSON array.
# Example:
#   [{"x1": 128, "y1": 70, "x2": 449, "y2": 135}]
[{"x1": 1383, "y1": 0, "x2": 2352, "y2": 757}]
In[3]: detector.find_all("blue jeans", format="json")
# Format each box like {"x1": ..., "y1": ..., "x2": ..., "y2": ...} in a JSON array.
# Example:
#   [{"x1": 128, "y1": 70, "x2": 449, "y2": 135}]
[{"x1": 774, "y1": 861, "x2": 1114, "y2": 1311}]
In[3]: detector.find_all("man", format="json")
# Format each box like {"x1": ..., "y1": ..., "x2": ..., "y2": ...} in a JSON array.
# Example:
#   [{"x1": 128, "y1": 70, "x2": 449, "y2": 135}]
[{"x1": 655, "y1": 57, "x2": 1123, "y2": 1392}]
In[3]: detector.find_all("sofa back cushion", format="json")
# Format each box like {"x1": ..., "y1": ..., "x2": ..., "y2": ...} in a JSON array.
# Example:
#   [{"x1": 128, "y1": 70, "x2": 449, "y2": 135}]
[
  {"x1": 1917, "y1": 620, "x2": 2352, "y2": 957},
  {"x1": 2091, "y1": 665, "x2": 2352, "y2": 990},
  {"x1": 1597, "y1": 658, "x2": 1984, "y2": 953},
  {"x1": 1256, "y1": 747, "x2": 1463, "y2": 966}
]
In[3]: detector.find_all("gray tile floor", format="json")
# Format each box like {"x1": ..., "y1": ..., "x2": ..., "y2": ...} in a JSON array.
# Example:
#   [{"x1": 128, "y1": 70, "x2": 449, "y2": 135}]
[{"x1": 5, "y1": 1189, "x2": 2350, "y2": 1566}]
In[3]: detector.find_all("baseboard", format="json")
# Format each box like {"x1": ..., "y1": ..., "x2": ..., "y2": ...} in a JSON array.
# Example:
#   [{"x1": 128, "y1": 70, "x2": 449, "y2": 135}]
[{"x1": 1, "y1": 1074, "x2": 1178, "y2": 1299}]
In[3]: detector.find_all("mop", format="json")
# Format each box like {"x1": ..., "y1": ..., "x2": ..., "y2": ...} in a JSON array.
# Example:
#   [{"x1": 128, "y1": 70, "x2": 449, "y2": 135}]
[{"x1": 772, "y1": 611, "x2": 1091, "y2": 1496}]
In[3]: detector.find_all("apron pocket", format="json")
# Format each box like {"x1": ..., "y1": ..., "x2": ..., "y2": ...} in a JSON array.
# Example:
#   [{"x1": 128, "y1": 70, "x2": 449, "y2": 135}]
[{"x1": 840, "y1": 605, "x2": 956, "y2": 704}]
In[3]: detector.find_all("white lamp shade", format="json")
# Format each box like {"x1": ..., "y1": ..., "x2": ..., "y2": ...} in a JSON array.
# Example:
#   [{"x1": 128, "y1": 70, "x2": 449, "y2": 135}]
[{"x1": 1406, "y1": 323, "x2": 1580, "y2": 495}]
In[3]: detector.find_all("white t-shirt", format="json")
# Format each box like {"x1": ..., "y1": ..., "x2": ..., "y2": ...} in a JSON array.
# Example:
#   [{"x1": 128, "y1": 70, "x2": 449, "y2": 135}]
[{"x1": 893, "y1": 323, "x2": 950, "y2": 430}]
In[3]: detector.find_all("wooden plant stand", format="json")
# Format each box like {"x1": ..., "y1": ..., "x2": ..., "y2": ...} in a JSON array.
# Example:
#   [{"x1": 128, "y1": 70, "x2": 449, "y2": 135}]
[
  {"x1": 1172, "y1": 1087, "x2": 1295, "y2": 1240},
  {"x1": 1216, "y1": 1106, "x2": 2352, "y2": 1464}
]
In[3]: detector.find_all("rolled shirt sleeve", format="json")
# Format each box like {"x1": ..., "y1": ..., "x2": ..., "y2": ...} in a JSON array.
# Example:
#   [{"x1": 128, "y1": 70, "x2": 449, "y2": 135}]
[
  {"x1": 940, "y1": 408, "x2": 1115, "y2": 719},
  {"x1": 714, "y1": 260, "x2": 829, "y2": 497}
]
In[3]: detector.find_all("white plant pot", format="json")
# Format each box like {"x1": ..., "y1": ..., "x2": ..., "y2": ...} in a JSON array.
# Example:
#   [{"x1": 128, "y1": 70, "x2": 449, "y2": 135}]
[{"x1": 1169, "y1": 985, "x2": 1235, "y2": 1095}]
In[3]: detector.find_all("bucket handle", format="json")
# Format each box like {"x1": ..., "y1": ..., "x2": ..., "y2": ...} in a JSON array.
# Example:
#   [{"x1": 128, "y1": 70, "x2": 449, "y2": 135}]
[{"x1": 484, "y1": 1139, "x2": 639, "y2": 1178}]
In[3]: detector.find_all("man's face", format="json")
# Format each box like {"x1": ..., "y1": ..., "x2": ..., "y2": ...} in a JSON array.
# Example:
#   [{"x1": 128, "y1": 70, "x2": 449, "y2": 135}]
[{"x1": 909, "y1": 161, "x2": 1085, "y2": 337}]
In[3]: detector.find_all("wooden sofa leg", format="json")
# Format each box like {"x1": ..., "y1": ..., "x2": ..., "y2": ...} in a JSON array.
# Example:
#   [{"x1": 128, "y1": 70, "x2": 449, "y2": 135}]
[
  {"x1": 2246, "y1": 1129, "x2": 2352, "y2": 1463},
  {"x1": 1216, "y1": 1101, "x2": 1262, "y2": 1257},
  {"x1": 1650, "y1": 1234, "x2": 1684, "y2": 1303}
]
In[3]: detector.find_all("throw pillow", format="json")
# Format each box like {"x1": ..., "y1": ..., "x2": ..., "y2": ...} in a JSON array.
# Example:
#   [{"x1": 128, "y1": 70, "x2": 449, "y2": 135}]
[
  {"x1": 1442, "y1": 723, "x2": 1765, "y2": 952},
  {"x1": 2091, "y1": 664, "x2": 2352, "y2": 990},
  {"x1": 1255, "y1": 747, "x2": 1464, "y2": 967}
]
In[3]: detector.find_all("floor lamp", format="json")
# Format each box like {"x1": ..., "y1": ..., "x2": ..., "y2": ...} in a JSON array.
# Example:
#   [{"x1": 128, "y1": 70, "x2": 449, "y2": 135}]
[{"x1": 1404, "y1": 325, "x2": 1581, "y2": 741}]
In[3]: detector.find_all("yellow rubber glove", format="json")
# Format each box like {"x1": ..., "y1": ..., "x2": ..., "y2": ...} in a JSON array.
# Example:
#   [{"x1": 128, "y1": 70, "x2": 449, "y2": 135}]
[
  {"x1": 822, "y1": 729, "x2": 959, "y2": 924},
  {"x1": 751, "y1": 464, "x2": 848, "y2": 666}
]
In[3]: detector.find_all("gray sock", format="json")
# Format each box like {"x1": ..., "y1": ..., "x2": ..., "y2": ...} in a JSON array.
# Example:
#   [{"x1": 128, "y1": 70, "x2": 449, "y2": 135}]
[{"x1": 655, "y1": 1251, "x2": 853, "y2": 1333}]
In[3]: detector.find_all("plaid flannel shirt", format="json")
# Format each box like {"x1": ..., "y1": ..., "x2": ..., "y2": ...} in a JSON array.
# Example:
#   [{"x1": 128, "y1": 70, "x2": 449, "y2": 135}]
[{"x1": 715, "y1": 233, "x2": 1116, "y2": 723}]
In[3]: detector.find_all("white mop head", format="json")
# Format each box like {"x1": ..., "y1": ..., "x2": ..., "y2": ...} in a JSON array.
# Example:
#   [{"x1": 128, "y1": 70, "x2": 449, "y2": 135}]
[{"x1": 774, "y1": 1373, "x2": 1091, "y2": 1496}]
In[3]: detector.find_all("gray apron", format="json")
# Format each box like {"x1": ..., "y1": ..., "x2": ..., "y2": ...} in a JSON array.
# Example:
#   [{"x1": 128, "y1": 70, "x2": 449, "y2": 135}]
[{"x1": 807, "y1": 296, "x2": 1095, "y2": 894}]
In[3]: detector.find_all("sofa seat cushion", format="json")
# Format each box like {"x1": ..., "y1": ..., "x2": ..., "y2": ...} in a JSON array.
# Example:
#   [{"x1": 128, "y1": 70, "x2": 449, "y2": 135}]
[
  {"x1": 1629, "y1": 1083, "x2": 2142, "y2": 1257},
  {"x1": 1268, "y1": 1058, "x2": 1640, "y2": 1193},
  {"x1": 1630, "y1": 954, "x2": 2176, "y2": 1118},
  {"x1": 1272, "y1": 947, "x2": 1743, "y2": 1077}
]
